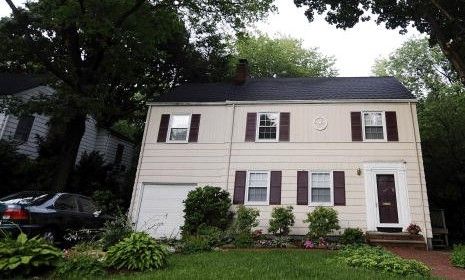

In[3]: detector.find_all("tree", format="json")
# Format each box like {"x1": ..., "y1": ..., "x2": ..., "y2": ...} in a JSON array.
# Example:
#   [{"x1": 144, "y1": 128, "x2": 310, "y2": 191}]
[
  {"x1": 0, "y1": 0, "x2": 275, "y2": 189},
  {"x1": 372, "y1": 38, "x2": 461, "y2": 98},
  {"x1": 294, "y1": 0, "x2": 465, "y2": 86},
  {"x1": 232, "y1": 34, "x2": 337, "y2": 77},
  {"x1": 374, "y1": 38, "x2": 465, "y2": 243}
]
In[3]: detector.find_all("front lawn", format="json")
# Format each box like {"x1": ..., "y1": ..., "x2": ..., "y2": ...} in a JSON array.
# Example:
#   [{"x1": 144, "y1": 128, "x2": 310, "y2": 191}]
[{"x1": 112, "y1": 250, "x2": 431, "y2": 280}]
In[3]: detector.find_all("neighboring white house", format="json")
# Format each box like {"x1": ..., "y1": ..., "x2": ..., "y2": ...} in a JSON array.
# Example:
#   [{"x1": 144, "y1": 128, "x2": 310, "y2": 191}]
[
  {"x1": 0, "y1": 73, "x2": 135, "y2": 170},
  {"x1": 129, "y1": 62, "x2": 432, "y2": 248}
]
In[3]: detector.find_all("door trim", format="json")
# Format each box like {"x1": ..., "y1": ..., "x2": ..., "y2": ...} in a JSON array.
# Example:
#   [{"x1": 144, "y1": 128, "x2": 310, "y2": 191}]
[{"x1": 364, "y1": 162, "x2": 411, "y2": 231}]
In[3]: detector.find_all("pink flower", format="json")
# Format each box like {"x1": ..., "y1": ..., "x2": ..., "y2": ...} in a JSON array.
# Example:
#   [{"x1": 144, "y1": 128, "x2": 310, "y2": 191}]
[{"x1": 304, "y1": 240, "x2": 314, "y2": 249}]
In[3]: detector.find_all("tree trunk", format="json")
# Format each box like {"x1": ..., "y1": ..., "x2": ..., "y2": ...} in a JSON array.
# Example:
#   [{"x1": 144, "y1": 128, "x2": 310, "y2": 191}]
[{"x1": 49, "y1": 114, "x2": 87, "y2": 191}]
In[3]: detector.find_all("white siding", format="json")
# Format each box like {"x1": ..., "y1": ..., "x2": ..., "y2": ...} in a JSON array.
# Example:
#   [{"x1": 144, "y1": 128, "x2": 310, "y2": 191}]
[
  {"x1": 75, "y1": 117, "x2": 98, "y2": 164},
  {"x1": 95, "y1": 129, "x2": 135, "y2": 169},
  {"x1": 131, "y1": 101, "x2": 432, "y2": 238}
]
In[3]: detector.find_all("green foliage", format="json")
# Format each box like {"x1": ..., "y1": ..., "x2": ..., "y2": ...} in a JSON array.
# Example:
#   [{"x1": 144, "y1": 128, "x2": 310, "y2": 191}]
[
  {"x1": 55, "y1": 255, "x2": 106, "y2": 279},
  {"x1": 233, "y1": 205, "x2": 260, "y2": 234},
  {"x1": 106, "y1": 232, "x2": 168, "y2": 271},
  {"x1": 181, "y1": 186, "x2": 233, "y2": 235},
  {"x1": 100, "y1": 213, "x2": 134, "y2": 251},
  {"x1": 451, "y1": 244, "x2": 465, "y2": 268},
  {"x1": 197, "y1": 226, "x2": 224, "y2": 247},
  {"x1": 0, "y1": 140, "x2": 39, "y2": 196},
  {"x1": 232, "y1": 34, "x2": 337, "y2": 78},
  {"x1": 268, "y1": 206, "x2": 295, "y2": 236},
  {"x1": 182, "y1": 235, "x2": 212, "y2": 254},
  {"x1": 340, "y1": 228, "x2": 365, "y2": 245},
  {"x1": 0, "y1": 233, "x2": 62, "y2": 277},
  {"x1": 233, "y1": 232, "x2": 254, "y2": 248},
  {"x1": 339, "y1": 245, "x2": 430, "y2": 277},
  {"x1": 304, "y1": 207, "x2": 340, "y2": 239}
]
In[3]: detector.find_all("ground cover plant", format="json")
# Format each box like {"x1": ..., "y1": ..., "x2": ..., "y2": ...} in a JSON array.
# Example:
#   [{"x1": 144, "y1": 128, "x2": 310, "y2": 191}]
[{"x1": 451, "y1": 244, "x2": 465, "y2": 268}]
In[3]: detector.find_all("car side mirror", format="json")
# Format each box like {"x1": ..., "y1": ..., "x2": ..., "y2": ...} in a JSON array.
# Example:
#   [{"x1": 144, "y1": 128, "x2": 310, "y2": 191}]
[{"x1": 93, "y1": 210, "x2": 102, "y2": 217}]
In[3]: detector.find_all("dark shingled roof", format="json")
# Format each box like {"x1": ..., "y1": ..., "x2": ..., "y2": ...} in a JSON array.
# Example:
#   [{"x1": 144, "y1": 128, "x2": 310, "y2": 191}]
[
  {"x1": 0, "y1": 73, "x2": 44, "y2": 96},
  {"x1": 154, "y1": 77, "x2": 415, "y2": 102}
]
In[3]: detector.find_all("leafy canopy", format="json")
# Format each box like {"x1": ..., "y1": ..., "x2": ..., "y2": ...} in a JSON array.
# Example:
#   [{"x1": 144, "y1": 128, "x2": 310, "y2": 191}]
[{"x1": 232, "y1": 34, "x2": 337, "y2": 78}]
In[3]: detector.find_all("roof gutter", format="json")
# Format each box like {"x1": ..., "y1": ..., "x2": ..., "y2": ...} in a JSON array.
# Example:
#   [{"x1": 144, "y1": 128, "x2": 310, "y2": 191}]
[{"x1": 146, "y1": 98, "x2": 418, "y2": 106}]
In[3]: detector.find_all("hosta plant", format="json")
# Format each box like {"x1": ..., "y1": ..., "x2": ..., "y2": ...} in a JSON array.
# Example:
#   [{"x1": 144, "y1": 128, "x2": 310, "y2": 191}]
[
  {"x1": 0, "y1": 233, "x2": 62, "y2": 277},
  {"x1": 105, "y1": 232, "x2": 168, "y2": 271}
]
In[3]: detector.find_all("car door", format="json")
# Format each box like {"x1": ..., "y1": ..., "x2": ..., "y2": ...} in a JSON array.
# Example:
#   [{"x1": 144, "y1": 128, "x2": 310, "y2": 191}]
[
  {"x1": 54, "y1": 194, "x2": 81, "y2": 230},
  {"x1": 76, "y1": 196, "x2": 102, "y2": 229}
]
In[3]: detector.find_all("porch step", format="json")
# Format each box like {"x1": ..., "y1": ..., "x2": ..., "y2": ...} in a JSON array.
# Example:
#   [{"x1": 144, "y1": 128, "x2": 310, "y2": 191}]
[{"x1": 366, "y1": 232, "x2": 426, "y2": 250}]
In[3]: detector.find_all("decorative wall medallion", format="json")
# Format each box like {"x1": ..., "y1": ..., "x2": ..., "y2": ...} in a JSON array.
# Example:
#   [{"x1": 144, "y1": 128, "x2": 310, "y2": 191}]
[{"x1": 313, "y1": 116, "x2": 328, "y2": 131}]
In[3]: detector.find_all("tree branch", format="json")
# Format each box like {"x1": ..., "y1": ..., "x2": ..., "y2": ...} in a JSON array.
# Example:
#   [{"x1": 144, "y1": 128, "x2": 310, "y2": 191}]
[{"x1": 115, "y1": 0, "x2": 146, "y2": 27}]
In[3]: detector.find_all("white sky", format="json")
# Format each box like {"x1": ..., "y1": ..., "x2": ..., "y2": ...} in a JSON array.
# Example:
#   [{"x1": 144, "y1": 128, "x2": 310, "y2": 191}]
[{"x1": 0, "y1": 0, "x2": 422, "y2": 77}]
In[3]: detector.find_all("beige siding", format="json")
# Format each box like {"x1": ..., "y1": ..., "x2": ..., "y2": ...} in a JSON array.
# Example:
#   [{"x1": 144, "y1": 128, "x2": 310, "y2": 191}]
[{"x1": 131, "y1": 101, "x2": 431, "y2": 238}]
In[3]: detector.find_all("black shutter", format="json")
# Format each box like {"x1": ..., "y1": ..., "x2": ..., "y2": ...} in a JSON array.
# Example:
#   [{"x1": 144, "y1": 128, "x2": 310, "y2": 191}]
[
  {"x1": 13, "y1": 115, "x2": 35, "y2": 142},
  {"x1": 333, "y1": 171, "x2": 346, "y2": 206},
  {"x1": 188, "y1": 114, "x2": 201, "y2": 142},
  {"x1": 279, "y1": 113, "x2": 290, "y2": 141},
  {"x1": 269, "y1": 171, "x2": 282, "y2": 205},
  {"x1": 245, "y1": 113, "x2": 257, "y2": 142},
  {"x1": 233, "y1": 171, "x2": 247, "y2": 204},
  {"x1": 351, "y1": 112, "x2": 363, "y2": 141},
  {"x1": 385, "y1": 111, "x2": 399, "y2": 141},
  {"x1": 297, "y1": 171, "x2": 308, "y2": 205},
  {"x1": 157, "y1": 114, "x2": 170, "y2": 142}
]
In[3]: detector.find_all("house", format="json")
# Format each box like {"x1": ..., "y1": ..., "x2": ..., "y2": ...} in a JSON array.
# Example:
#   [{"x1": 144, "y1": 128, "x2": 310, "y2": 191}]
[
  {"x1": 0, "y1": 73, "x2": 135, "y2": 170},
  {"x1": 129, "y1": 61, "x2": 432, "y2": 248}
]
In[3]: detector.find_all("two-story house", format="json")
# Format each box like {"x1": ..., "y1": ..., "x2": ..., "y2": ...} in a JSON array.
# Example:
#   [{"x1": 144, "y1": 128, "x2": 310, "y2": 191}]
[{"x1": 129, "y1": 62, "x2": 432, "y2": 248}]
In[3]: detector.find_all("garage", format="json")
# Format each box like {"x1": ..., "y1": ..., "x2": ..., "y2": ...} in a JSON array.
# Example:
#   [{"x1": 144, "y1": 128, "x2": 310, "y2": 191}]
[{"x1": 135, "y1": 184, "x2": 196, "y2": 238}]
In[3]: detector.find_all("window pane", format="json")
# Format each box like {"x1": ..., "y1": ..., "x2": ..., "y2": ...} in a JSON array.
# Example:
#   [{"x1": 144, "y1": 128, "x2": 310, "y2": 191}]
[
  {"x1": 170, "y1": 128, "x2": 188, "y2": 140},
  {"x1": 258, "y1": 113, "x2": 278, "y2": 140},
  {"x1": 365, "y1": 126, "x2": 384, "y2": 139},
  {"x1": 248, "y1": 172, "x2": 268, "y2": 202},
  {"x1": 248, "y1": 187, "x2": 267, "y2": 201},
  {"x1": 171, "y1": 115, "x2": 190, "y2": 128},
  {"x1": 78, "y1": 197, "x2": 97, "y2": 213},
  {"x1": 364, "y1": 112, "x2": 382, "y2": 126},
  {"x1": 311, "y1": 173, "x2": 330, "y2": 203}
]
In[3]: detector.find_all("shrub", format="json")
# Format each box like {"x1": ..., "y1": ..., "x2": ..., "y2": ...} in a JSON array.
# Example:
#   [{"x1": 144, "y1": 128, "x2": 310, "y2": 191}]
[
  {"x1": 182, "y1": 235, "x2": 212, "y2": 253},
  {"x1": 304, "y1": 207, "x2": 340, "y2": 238},
  {"x1": 268, "y1": 206, "x2": 295, "y2": 236},
  {"x1": 197, "y1": 225, "x2": 224, "y2": 247},
  {"x1": 339, "y1": 245, "x2": 430, "y2": 277},
  {"x1": 406, "y1": 223, "x2": 421, "y2": 235},
  {"x1": 55, "y1": 255, "x2": 106, "y2": 279},
  {"x1": 100, "y1": 213, "x2": 134, "y2": 250},
  {"x1": 340, "y1": 228, "x2": 365, "y2": 245},
  {"x1": 0, "y1": 233, "x2": 62, "y2": 277},
  {"x1": 181, "y1": 186, "x2": 233, "y2": 235},
  {"x1": 451, "y1": 244, "x2": 465, "y2": 268},
  {"x1": 234, "y1": 232, "x2": 254, "y2": 248},
  {"x1": 105, "y1": 232, "x2": 168, "y2": 271},
  {"x1": 233, "y1": 205, "x2": 260, "y2": 234}
]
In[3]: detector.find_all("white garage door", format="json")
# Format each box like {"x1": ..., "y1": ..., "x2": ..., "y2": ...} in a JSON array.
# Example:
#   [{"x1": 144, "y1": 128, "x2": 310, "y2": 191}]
[{"x1": 136, "y1": 184, "x2": 196, "y2": 238}]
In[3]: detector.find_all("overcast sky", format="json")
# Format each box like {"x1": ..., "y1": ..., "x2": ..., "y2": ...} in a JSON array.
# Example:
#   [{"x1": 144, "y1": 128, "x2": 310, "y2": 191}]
[{"x1": 0, "y1": 0, "x2": 422, "y2": 77}]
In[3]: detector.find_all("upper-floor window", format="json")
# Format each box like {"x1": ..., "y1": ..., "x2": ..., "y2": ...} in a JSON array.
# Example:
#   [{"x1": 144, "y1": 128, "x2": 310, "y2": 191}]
[
  {"x1": 14, "y1": 115, "x2": 35, "y2": 142},
  {"x1": 257, "y1": 112, "x2": 279, "y2": 141},
  {"x1": 363, "y1": 112, "x2": 385, "y2": 140},
  {"x1": 168, "y1": 114, "x2": 190, "y2": 142},
  {"x1": 310, "y1": 172, "x2": 333, "y2": 206}
]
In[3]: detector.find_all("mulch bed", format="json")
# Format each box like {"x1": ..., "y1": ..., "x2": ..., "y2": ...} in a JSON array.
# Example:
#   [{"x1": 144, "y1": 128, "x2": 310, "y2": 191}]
[{"x1": 388, "y1": 247, "x2": 465, "y2": 280}]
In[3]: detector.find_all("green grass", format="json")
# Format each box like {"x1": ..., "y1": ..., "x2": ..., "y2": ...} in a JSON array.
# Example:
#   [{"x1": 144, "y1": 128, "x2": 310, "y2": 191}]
[{"x1": 110, "y1": 249, "x2": 432, "y2": 280}]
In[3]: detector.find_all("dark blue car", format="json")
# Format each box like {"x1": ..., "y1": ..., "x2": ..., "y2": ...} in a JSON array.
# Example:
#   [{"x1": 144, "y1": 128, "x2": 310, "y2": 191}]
[{"x1": 0, "y1": 191, "x2": 108, "y2": 243}]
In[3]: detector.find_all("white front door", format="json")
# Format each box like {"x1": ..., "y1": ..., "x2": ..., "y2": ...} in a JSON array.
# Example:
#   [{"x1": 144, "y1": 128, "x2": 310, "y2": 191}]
[
  {"x1": 135, "y1": 184, "x2": 196, "y2": 238},
  {"x1": 364, "y1": 162, "x2": 411, "y2": 231}
]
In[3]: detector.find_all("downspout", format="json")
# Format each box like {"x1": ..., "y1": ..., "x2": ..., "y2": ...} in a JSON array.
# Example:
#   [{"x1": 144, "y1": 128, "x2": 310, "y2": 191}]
[
  {"x1": 128, "y1": 105, "x2": 153, "y2": 225},
  {"x1": 0, "y1": 114, "x2": 10, "y2": 140},
  {"x1": 409, "y1": 102, "x2": 430, "y2": 250},
  {"x1": 225, "y1": 103, "x2": 236, "y2": 193}
]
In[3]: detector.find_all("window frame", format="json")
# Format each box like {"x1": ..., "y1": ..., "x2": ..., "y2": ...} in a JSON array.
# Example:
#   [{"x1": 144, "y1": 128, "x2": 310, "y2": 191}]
[
  {"x1": 308, "y1": 171, "x2": 334, "y2": 206},
  {"x1": 362, "y1": 111, "x2": 387, "y2": 142},
  {"x1": 244, "y1": 170, "x2": 271, "y2": 206},
  {"x1": 255, "y1": 112, "x2": 280, "y2": 142},
  {"x1": 13, "y1": 115, "x2": 35, "y2": 142},
  {"x1": 166, "y1": 114, "x2": 191, "y2": 143}
]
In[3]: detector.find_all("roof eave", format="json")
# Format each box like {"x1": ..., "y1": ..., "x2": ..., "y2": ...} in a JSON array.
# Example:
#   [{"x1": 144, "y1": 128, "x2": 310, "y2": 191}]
[{"x1": 147, "y1": 98, "x2": 418, "y2": 106}]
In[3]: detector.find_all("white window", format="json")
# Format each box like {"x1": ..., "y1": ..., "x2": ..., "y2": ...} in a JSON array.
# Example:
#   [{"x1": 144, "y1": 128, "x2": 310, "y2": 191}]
[
  {"x1": 310, "y1": 172, "x2": 333, "y2": 206},
  {"x1": 245, "y1": 171, "x2": 270, "y2": 205},
  {"x1": 256, "y1": 112, "x2": 279, "y2": 141},
  {"x1": 167, "y1": 114, "x2": 190, "y2": 142},
  {"x1": 363, "y1": 112, "x2": 386, "y2": 141}
]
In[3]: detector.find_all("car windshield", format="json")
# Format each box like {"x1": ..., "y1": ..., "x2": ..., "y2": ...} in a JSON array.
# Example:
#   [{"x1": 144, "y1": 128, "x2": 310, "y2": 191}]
[{"x1": 0, "y1": 192, "x2": 54, "y2": 206}]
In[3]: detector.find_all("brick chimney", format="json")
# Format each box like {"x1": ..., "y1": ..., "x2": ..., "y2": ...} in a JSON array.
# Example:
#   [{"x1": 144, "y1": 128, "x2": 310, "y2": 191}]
[{"x1": 233, "y1": 59, "x2": 248, "y2": 85}]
